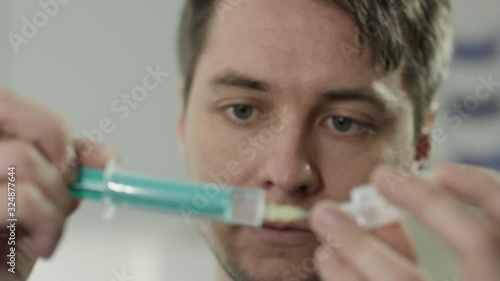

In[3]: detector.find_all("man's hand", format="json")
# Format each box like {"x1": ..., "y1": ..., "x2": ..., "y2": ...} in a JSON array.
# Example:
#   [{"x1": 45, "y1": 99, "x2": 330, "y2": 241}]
[
  {"x1": 310, "y1": 162, "x2": 500, "y2": 281},
  {"x1": 0, "y1": 88, "x2": 117, "y2": 281}
]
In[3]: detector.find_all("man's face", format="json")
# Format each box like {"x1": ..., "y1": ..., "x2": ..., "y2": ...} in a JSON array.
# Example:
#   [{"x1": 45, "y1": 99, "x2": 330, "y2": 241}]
[{"x1": 179, "y1": 0, "x2": 420, "y2": 280}]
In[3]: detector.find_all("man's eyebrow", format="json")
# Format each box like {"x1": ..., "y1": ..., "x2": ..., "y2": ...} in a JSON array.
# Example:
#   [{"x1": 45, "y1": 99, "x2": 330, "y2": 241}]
[
  {"x1": 323, "y1": 89, "x2": 390, "y2": 110},
  {"x1": 211, "y1": 70, "x2": 270, "y2": 92},
  {"x1": 210, "y1": 71, "x2": 397, "y2": 111}
]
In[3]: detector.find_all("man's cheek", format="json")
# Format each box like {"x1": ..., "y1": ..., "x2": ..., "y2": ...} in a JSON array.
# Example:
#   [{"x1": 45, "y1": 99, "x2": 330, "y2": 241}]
[
  {"x1": 207, "y1": 160, "x2": 243, "y2": 187},
  {"x1": 192, "y1": 141, "x2": 245, "y2": 183},
  {"x1": 238, "y1": 140, "x2": 257, "y2": 162}
]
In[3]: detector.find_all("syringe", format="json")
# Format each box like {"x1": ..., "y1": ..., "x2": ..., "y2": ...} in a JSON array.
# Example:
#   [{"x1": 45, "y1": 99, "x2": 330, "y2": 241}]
[
  {"x1": 70, "y1": 158, "x2": 411, "y2": 229},
  {"x1": 69, "y1": 158, "x2": 308, "y2": 227}
]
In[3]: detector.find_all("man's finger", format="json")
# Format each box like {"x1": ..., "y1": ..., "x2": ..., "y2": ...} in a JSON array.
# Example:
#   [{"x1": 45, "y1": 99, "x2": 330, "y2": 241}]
[
  {"x1": 0, "y1": 140, "x2": 72, "y2": 214},
  {"x1": 435, "y1": 162, "x2": 500, "y2": 225},
  {"x1": 374, "y1": 166, "x2": 500, "y2": 280},
  {"x1": 73, "y1": 139, "x2": 120, "y2": 169},
  {"x1": 315, "y1": 245, "x2": 365, "y2": 281},
  {"x1": 0, "y1": 181, "x2": 66, "y2": 258},
  {"x1": 0, "y1": 89, "x2": 71, "y2": 165},
  {"x1": 310, "y1": 201, "x2": 426, "y2": 281}
]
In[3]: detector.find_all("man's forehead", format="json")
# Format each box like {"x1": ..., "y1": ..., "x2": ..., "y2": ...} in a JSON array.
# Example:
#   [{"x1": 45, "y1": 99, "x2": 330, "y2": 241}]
[
  {"x1": 203, "y1": 0, "x2": 409, "y2": 112},
  {"x1": 208, "y1": 1, "x2": 372, "y2": 79},
  {"x1": 212, "y1": 0, "x2": 358, "y2": 49}
]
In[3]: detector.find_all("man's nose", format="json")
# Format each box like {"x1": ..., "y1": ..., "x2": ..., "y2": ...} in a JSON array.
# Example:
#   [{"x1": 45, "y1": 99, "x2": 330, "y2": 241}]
[{"x1": 257, "y1": 128, "x2": 320, "y2": 196}]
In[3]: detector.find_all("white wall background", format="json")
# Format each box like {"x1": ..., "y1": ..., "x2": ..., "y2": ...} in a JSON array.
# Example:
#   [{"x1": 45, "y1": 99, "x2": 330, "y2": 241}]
[
  {"x1": 2, "y1": 0, "x2": 499, "y2": 280},
  {"x1": 431, "y1": 0, "x2": 500, "y2": 170},
  {"x1": 7, "y1": 1, "x2": 215, "y2": 280},
  {"x1": 1, "y1": 1, "x2": 11, "y2": 85}
]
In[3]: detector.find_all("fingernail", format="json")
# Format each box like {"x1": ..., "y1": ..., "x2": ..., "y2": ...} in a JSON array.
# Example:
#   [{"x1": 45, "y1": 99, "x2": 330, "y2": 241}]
[
  {"x1": 64, "y1": 145, "x2": 77, "y2": 168},
  {"x1": 90, "y1": 142, "x2": 119, "y2": 158},
  {"x1": 101, "y1": 146, "x2": 121, "y2": 158}
]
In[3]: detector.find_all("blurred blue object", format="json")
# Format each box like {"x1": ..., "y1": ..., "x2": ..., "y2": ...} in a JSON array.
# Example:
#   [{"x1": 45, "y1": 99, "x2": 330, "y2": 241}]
[
  {"x1": 454, "y1": 36, "x2": 499, "y2": 62},
  {"x1": 444, "y1": 95, "x2": 500, "y2": 119},
  {"x1": 457, "y1": 153, "x2": 500, "y2": 172}
]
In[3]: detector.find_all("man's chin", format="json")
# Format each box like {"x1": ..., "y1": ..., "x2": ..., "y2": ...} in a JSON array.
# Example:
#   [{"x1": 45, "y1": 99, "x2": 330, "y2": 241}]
[
  {"x1": 238, "y1": 262, "x2": 305, "y2": 281},
  {"x1": 235, "y1": 247, "x2": 319, "y2": 281},
  {"x1": 210, "y1": 224, "x2": 320, "y2": 280}
]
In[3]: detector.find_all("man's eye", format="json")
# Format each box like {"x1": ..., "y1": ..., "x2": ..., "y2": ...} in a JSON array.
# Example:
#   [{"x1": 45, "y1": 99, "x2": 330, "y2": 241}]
[
  {"x1": 224, "y1": 105, "x2": 259, "y2": 123},
  {"x1": 326, "y1": 116, "x2": 372, "y2": 136}
]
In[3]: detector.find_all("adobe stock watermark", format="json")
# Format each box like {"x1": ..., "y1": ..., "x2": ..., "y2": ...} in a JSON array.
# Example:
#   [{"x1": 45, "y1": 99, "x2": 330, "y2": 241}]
[
  {"x1": 338, "y1": 1, "x2": 403, "y2": 65},
  {"x1": 432, "y1": 74, "x2": 500, "y2": 144},
  {"x1": 8, "y1": 0, "x2": 72, "y2": 54},
  {"x1": 81, "y1": 64, "x2": 170, "y2": 145},
  {"x1": 339, "y1": 19, "x2": 382, "y2": 64},
  {"x1": 214, "y1": 0, "x2": 246, "y2": 21},
  {"x1": 107, "y1": 255, "x2": 138, "y2": 281},
  {"x1": 42, "y1": 64, "x2": 169, "y2": 194},
  {"x1": 381, "y1": 74, "x2": 499, "y2": 192},
  {"x1": 109, "y1": 267, "x2": 136, "y2": 281},
  {"x1": 281, "y1": 235, "x2": 341, "y2": 281},
  {"x1": 178, "y1": 106, "x2": 295, "y2": 224}
]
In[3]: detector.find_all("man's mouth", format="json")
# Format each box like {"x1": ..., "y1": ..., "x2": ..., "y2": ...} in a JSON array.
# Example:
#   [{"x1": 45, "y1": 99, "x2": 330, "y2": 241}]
[{"x1": 255, "y1": 221, "x2": 315, "y2": 247}]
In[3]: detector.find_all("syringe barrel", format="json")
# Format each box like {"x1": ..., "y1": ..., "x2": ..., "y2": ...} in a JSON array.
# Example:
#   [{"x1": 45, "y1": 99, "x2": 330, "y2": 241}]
[{"x1": 70, "y1": 159, "x2": 267, "y2": 227}]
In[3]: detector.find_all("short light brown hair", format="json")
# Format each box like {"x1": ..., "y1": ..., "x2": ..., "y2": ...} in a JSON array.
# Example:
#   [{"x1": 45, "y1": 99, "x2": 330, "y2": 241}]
[{"x1": 177, "y1": 0, "x2": 453, "y2": 135}]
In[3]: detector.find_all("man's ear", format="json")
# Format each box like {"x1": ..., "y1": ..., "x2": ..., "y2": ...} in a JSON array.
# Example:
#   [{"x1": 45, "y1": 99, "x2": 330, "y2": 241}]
[
  {"x1": 415, "y1": 102, "x2": 438, "y2": 165},
  {"x1": 177, "y1": 78, "x2": 188, "y2": 160}
]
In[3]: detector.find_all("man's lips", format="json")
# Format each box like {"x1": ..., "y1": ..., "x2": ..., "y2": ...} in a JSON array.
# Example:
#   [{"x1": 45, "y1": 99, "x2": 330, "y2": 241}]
[
  {"x1": 263, "y1": 221, "x2": 310, "y2": 231},
  {"x1": 255, "y1": 221, "x2": 315, "y2": 247}
]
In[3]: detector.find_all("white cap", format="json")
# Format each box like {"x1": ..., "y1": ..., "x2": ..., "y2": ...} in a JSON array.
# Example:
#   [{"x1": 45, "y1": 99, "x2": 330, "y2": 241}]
[{"x1": 339, "y1": 185, "x2": 402, "y2": 229}]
